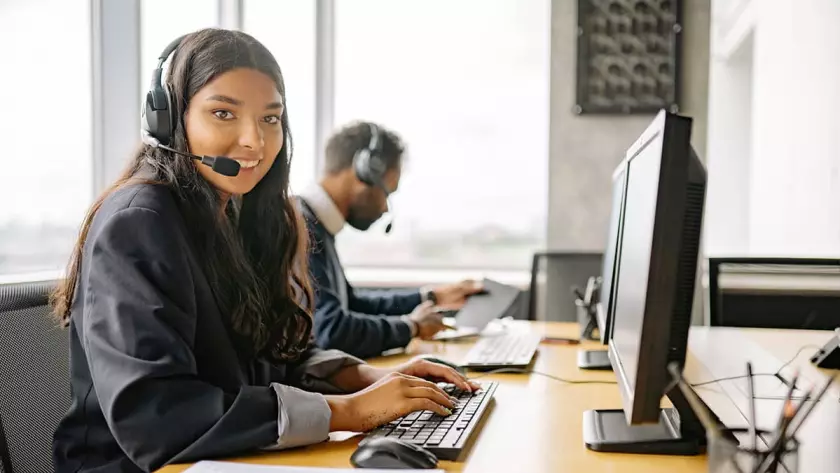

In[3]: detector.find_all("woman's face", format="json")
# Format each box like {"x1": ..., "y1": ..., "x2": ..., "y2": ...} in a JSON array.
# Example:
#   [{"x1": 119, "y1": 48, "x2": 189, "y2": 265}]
[{"x1": 184, "y1": 67, "x2": 285, "y2": 197}]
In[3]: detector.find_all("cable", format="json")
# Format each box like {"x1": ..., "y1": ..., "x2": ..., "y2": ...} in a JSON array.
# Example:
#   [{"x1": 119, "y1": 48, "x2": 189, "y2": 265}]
[
  {"x1": 466, "y1": 367, "x2": 617, "y2": 385},
  {"x1": 689, "y1": 343, "x2": 823, "y2": 388},
  {"x1": 691, "y1": 373, "x2": 779, "y2": 387},
  {"x1": 462, "y1": 343, "x2": 821, "y2": 388},
  {"x1": 776, "y1": 344, "x2": 822, "y2": 374}
]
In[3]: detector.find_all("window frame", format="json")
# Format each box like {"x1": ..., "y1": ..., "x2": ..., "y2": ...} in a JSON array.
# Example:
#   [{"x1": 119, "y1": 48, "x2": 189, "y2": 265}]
[{"x1": 9, "y1": 0, "x2": 537, "y2": 285}]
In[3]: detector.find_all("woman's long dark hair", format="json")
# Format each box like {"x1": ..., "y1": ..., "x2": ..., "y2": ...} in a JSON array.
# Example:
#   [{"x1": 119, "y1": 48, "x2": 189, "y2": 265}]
[{"x1": 51, "y1": 28, "x2": 314, "y2": 362}]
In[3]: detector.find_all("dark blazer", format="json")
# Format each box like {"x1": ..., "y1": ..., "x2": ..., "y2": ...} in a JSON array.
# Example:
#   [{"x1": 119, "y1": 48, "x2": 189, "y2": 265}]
[
  {"x1": 298, "y1": 199, "x2": 423, "y2": 359},
  {"x1": 53, "y1": 183, "x2": 362, "y2": 473}
]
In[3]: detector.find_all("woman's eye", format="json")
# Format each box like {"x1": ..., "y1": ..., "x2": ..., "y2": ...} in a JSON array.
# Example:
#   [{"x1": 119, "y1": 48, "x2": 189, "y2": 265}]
[
  {"x1": 213, "y1": 110, "x2": 234, "y2": 120},
  {"x1": 264, "y1": 115, "x2": 281, "y2": 125}
]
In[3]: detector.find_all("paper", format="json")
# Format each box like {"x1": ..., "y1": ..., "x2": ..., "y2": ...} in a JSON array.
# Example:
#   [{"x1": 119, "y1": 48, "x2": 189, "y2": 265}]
[
  {"x1": 452, "y1": 278, "x2": 522, "y2": 330},
  {"x1": 184, "y1": 460, "x2": 444, "y2": 473}
]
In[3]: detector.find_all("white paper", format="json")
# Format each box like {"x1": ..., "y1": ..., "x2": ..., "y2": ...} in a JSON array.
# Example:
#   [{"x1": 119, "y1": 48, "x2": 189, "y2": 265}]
[{"x1": 184, "y1": 460, "x2": 444, "y2": 473}]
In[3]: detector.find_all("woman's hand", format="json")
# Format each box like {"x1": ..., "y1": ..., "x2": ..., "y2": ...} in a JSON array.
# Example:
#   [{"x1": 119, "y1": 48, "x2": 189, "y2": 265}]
[
  {"x1": 354, "y1": 357, "x2": 480, "y2": 393},
  {"x1": 391, "y1": 358, "x2": 480, "y2": 393},
  {"x1": 325, "y1": 373, "x2": 456, "y2": 432}
]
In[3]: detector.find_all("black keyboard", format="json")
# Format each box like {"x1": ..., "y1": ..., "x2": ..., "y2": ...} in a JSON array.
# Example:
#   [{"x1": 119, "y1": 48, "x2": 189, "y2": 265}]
[
  {"x1": 462, "y1": 332, "x2": 541, "y2": 370},
  {"x1": 364, "y1": 381, "x2": 498, "y2": 461}
]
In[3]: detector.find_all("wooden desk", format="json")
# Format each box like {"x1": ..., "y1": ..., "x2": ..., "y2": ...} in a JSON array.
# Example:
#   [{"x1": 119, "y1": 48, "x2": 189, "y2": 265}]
[{"x1": 160, "y1": 322, "x2": 838, "y2": 472}]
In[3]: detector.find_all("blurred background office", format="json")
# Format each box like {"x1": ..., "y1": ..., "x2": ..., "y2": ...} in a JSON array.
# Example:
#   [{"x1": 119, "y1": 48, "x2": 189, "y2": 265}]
[{"x1": 1, "y1": 0, "x2": 838, "y2": 310}]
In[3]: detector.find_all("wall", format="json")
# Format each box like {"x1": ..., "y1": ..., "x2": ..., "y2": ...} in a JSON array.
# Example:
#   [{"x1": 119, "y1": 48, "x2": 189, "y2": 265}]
[
  {"x1": 705, "y1": 0, "x2": 840, "y2": 257},
  {"x1": 548, "y1": 0, "x2": 711, "y2": 251},
  {"x1": 704, "y1": 28, "x2": 753, "y2": 256},
  {"x1": 546, "y1": 0, "x2": 711, "y2": 323},
  {"x1": 748, "y1": 0, "x2": 840, "y2": 256}
]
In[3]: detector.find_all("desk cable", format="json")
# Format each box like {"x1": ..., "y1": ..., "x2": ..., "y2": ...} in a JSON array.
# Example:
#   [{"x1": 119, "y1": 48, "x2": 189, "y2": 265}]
[
  {"x1": 689, "y1": 344, "x2": 823, "y2": 388},
  {"x1": 466, "y1": 368, "x2": 617, "y2": 385},
  {"x1": 461, "y1": 344, "x2": 822, "y2": 388}
]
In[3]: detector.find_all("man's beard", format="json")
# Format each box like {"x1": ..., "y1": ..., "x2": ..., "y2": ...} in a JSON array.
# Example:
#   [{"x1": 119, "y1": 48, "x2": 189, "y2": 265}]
[{"x1": 346, "y1": 213, "x2": 378, "y2": 231}]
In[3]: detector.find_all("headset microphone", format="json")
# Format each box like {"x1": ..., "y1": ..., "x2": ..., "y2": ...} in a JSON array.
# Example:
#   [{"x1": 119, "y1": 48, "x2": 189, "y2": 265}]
[
  {"x1": 381, "y1": 184, "x2": 394, "y2": 234},
  {"x1": 157, "y1": 144, "x2": 241, "y2": 177},
  {"x1": 141, "y1": 130, "x2": 241, "y2": 177}
]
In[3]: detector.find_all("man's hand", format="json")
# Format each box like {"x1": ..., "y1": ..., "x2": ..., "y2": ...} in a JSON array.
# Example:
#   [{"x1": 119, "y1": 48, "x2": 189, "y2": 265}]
[
  {"x1": 407, "y1": 301, "x2": 447, "y2": 340},
  {"x1": 430, "y1": 279, "x2": 485, "y2": 308}
]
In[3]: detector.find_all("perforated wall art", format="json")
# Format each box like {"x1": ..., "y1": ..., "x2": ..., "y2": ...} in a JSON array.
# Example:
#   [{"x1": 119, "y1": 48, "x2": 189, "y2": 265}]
[{"x1": 575, "y1": 0, "x2": 682, "y2": 115}]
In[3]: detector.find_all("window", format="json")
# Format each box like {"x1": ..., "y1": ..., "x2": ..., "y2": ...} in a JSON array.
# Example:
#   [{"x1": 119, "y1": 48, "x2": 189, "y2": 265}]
[
  {"x1": 333, "y1": 0, "x2": 550, "y2": 271},
  {"x1": 0, "y1": 0, "x2": 92, "y2": 277},
  {"x1": 140, "y1": 0, "x2": 218, "y2": 105},
  {"x1": 243, "y1": 0, "x2": 317, "y2": 193}
]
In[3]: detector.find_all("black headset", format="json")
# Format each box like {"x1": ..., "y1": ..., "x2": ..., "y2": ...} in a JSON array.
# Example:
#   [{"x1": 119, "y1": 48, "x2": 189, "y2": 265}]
[
  {"x1": 352, "y1": 122, "x2": 395, "y2": 233},
  {"x1": 137, "y1": 34, "x2": 241, "y2": 177},
  {"x1": 141, "y1": 35, "x2": 188, "y2": 147},
  {"x1": 353, "y1": 122, "x2": 388, "y2": 188}
]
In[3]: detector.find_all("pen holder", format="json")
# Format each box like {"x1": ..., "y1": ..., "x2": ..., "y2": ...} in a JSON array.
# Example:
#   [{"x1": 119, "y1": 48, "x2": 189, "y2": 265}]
[
  {"x1": 708, "y1": 428, "x2": 799, "y2": 473},
  {"x1": 576, "y1": 300, "x2": 599, "y2": 340}
]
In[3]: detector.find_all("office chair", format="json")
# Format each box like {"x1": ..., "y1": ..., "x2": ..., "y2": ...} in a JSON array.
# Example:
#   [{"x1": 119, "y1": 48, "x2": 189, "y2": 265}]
[
  {"x1": 707, "y1": 257, "x2": 840, "y2": 330},
  {"x1": 0, "y1": 280, "x2": 70, "y2": 473},
  {"x1": 526, "y1": 251, "x2": 603, "y2": 322}
]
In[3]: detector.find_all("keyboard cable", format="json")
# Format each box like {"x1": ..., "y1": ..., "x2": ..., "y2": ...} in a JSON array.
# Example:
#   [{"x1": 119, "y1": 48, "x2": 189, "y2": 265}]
[
  {"x1": 466, "y1": 368, "x2": 616, "y2": 385},
  {"x1": 461, "y1": 344, "x2": 822, "y2": 387}
]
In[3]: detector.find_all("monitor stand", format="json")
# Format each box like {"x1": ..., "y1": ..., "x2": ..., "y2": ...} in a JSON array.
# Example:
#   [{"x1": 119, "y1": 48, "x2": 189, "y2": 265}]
[
  {"x1": 582, "y1": 383, "x2": 736, "y2": 455},
  {"x1": 577, "y1": 349, "x2": 613, "y2": 370}
]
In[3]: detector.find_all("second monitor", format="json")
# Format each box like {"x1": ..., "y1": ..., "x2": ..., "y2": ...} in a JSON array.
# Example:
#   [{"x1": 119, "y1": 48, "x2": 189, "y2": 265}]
[{"x1": 577, "y1": 155, "x2": 628, "y2": 370}]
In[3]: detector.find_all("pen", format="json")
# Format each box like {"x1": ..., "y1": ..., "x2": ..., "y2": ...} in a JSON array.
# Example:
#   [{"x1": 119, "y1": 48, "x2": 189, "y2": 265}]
[
  {"x1": 784, "y1": 374, "x2": 835, "y2": 441},
  {"x1": 751, "y1": 371, "x2": 801, "y2": 473},
  {"x1": 746, "y1": 362, "x2": 757, "y2": 454},
  {"x1": 540, "y1": 336, "x2": 580, "y2": 345}
]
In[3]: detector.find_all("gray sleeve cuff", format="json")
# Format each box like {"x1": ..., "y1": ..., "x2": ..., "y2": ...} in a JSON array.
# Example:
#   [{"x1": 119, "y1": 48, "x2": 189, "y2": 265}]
[
  {"x1": 264, "y1": 383, "x2": 331, "y2": 450},
  {"x1": 291, "y1": 349, "x2": 365, "y2": 394}
]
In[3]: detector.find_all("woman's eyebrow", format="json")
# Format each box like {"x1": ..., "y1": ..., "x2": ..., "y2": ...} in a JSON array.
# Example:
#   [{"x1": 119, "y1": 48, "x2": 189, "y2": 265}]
[
  {"x1": 207, "y1": 95, "x2": 283, "y2": 111},
  {"x1": 206, "y1": 94, "x2": 242, "y2": 105}
]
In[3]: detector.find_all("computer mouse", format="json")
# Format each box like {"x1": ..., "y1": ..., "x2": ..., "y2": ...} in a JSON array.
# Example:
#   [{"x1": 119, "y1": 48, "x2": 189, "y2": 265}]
[
  {"x1": 351, "y1": 437, "x2": 438, "y2": 469},
  {"x1": 418, "y1": 354, "x2": 466, "y2": 374}
]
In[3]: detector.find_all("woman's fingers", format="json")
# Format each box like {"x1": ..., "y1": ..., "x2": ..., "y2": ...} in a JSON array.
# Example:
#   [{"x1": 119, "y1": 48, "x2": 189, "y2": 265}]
[{"x1": 406, "y1": 386, "x2": 456, "y2": 409}]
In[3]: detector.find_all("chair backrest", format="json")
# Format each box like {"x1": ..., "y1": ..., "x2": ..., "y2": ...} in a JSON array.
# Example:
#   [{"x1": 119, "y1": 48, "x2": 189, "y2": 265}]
[
  {"x1": 526, "y1": 252, "x2": 603, "y2": 322},
  {"x1": 0, "y1": 280, "x2": 70, "y2": 473},
  {"x1": 707, "y1": 257, "x2": 840, "y2": 329}
]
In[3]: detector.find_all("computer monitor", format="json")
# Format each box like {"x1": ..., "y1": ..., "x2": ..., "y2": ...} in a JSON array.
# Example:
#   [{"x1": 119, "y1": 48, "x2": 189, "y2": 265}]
[
  {"x1": 577, "y1": 159, "x2": 628, "y2": 370},
  {"x1": 583, "y1": 110, "x2": 728, "y2": 455}
]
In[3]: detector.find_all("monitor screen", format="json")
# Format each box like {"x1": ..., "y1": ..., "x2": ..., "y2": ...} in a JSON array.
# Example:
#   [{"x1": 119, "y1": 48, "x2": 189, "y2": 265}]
[
  {"x1": 609, "y1": 131, "x2": 664, "y2": 393},
  {"x1": 596, "y1": 161, "x2": 628, "y2": 342}
]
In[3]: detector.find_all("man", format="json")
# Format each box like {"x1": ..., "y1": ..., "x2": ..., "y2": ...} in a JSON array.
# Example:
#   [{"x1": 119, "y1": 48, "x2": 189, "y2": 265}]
[{"x1": 298, "y1": 121, "x2": 483, "y2": 358}]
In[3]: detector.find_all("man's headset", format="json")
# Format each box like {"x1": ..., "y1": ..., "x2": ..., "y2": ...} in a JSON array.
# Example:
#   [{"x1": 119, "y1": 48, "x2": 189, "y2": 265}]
[
  {"x1": 353, "y1": 123, "x2": 394, "y2": 234},
  {"x1": 140, "y1": 34, "x2": 241, "y2": 177}
]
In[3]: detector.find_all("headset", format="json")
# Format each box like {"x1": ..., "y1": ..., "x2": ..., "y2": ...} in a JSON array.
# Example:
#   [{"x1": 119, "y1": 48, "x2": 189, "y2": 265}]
[
  {"x1": 353, "y1": 122, "x2": 388, "y2": 188},
  {"x1": 352, "y1": 122, "x2": 394, "y2": 233},
  {"x1": 140, "y1": 34, "x2": 240, "y2": 177},
  {"x1": 141, "y1": 35, "x2": 186, "y2": 148}
]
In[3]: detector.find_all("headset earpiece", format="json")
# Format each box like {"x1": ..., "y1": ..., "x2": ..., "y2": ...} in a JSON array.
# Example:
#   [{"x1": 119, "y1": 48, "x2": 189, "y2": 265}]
[
  {"x1": 140, "y1": 35, "x2": 187, "y2": 148},
  {"x1": 353, "y1": 122, "x2": 387, "y2": 187},
  {"x1": 141, "y1": 85, "x2": 174, "y2": 146}
]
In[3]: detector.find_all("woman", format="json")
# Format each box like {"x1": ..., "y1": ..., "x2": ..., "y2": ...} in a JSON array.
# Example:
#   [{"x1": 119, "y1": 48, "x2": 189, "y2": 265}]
[{"x1": 51, "y1": 28, "x2": 475, "y2": 473}]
